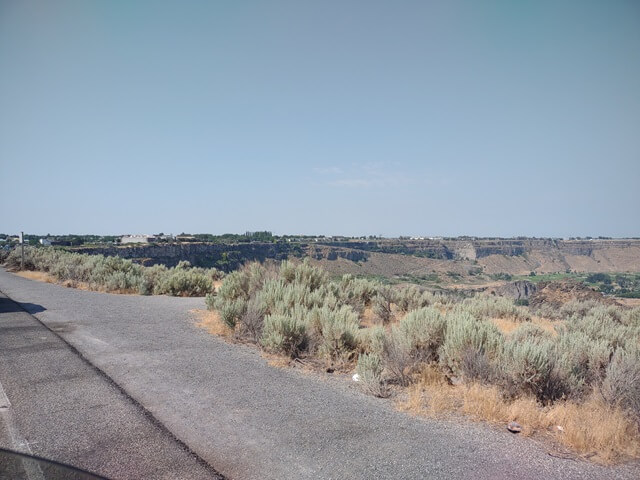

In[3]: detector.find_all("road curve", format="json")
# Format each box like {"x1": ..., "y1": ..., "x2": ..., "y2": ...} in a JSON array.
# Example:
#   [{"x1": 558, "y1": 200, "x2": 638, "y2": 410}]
[{"x1": 0, "y1": 268, "x2": 638, "y2": 480}]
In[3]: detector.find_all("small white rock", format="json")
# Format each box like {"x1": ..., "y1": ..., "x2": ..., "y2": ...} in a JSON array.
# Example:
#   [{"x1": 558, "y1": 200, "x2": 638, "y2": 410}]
[
  {"x1": 557, "y1": 425, "x2": 564, "y2": 432},
  {"x1": 352, "y1": 373, "x2": 361, "y2": 382}
]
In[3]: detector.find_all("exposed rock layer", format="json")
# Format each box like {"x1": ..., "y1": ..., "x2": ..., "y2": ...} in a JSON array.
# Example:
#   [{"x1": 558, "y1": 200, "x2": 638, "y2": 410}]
[{"x1": 71, "y1": 238, "x2": 640, "y2": 274}]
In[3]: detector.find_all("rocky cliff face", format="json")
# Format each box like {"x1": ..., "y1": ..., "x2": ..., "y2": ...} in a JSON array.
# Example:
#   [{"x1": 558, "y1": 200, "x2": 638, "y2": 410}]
[
  {"x1": 71, "y1": 238, "x2": 640, "y2": 274},
  {"x1": 488, "y1": 281, "x2": 538, "y2": 300},
  {"x1": 529, "y1": 281, "x2": 617, "y2": 309},
  {"x1": 72, "y1": 243, "x2": 369, "y2": 271}
]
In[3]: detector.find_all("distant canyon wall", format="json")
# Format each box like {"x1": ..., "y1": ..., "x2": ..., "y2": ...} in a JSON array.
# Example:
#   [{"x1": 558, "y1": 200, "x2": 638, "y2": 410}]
[
  {"x1": 317, "y1": 239, "x2": 640, "y2": 273},
  {"x1": 71, "y1": 243, "x2": 369, "y2": 271},
  {"x1": 71, "y1": 239, "x2": 640, "y2": 274}
]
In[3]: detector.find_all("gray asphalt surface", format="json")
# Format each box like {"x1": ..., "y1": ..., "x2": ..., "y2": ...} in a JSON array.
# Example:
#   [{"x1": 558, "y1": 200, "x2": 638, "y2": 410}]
[
  {"x1": 1, "y1": 268, "x2": 638, "y2": 480},
  {"x1": 0, "y1": 291, "x2": 222, "y2": 480}
]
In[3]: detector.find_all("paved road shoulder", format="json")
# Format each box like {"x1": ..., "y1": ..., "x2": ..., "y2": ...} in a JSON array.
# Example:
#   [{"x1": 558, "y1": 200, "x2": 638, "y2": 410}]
[{"x1": 0, "y1": 291, "x2": 222, "y2": 480}]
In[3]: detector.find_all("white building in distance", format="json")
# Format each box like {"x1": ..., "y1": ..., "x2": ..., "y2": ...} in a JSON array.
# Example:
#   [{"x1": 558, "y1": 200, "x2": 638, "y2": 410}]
[{"x1": 121, "y1": 234, "x2": 157, "y2": 244}]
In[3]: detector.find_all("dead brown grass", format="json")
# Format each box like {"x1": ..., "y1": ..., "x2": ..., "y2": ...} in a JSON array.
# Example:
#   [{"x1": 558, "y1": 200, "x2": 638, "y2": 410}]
[
  {"x1": 15, "y1": 270, "x2": 57, "y2": 283},
  {"x1": 490, "y1": 317, "x2": 521, "y2": 335},
  {"x1": 191, "y1": 309, "x2": 232, "y2": 337},
  {"x1": 262, "y1": 352, "x2": 293, "y2": 369},
  {"x1": 13, "y1": 270, "x2": 138, "y2": 295},
  {"x1": 617, "y1": 298, "x2": 640, "y2": 308},
  {"x1": 359, "y1": 307, "x2": 378, "y2": 328},
  {"x1": 397, "y1": 366, "x2": 640, "y2": 463},
  {"x1": 491, "y1": 316, "x2": 560, "y2": 336},
  {"x1": 546, "y1": 397, "x2": 640, "y2": 462},
  {"x1": 399, "y1": 366, "x2": 460, "y2": 416}
]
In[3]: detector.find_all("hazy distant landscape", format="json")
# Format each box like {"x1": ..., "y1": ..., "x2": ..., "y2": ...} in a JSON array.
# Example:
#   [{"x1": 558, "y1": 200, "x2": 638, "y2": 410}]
[{"x1": 5, "y1": 232, "x2": 639, "y2": 295}]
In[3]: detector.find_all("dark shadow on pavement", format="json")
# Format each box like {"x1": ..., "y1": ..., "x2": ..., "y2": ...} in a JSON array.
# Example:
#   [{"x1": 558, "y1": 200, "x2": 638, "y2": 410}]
[{"x1": 0, "y1": 296, "x2": 46, "y2": 315}]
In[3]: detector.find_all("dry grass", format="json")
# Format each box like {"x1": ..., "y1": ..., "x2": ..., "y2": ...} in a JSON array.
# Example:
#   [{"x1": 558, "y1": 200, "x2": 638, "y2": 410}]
[
  {"x1": 398, "y1": 366, "x2": 459, "y2": 417},
  {"x1": 14, "y1": 270, "x2": 138, "y2": 294},
  {"x1": 397, "y1": 366, "x2": 640, "y2": 463},
  {"x1": 490, "y1": 317, "x2": 521, "y2": 335},
  {"x1": 491, "y1": 316, "x2": 559, "y2": 336},
  {"x1": 530, "y1": 315, "x2": 560, "y2": 334},
  {"x1": 15, "y1": 270, "x2": 58, "y2": 284},
  {"x1": 546, "y1": 397, "x2": 640, "y2": 462},
  {"x1": 617, "y1": 298, "x2": 640, "y2": 308},
  {"x1": 191, "y1": 309, "x2": 232, "y2": 337},
  {"x1": 359, "y1": 307, "x2": 378, "y2": 328},
  {"x1": 262, "y1": 352, "x2": 293, "y2": 369}
]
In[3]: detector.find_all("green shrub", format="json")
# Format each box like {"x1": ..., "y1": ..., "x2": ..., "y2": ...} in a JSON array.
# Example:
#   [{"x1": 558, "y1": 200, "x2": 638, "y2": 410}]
[
  {"x1": 459, "y1": 295, "x2": 531, "y2": 321},
  {"x1": 155, "y1": 268, "x2": 213, "y2": 296},
  {"x1": 373, "y1": 286, "x2": 396, "y2": 324},
  {"x1": 198, "y1": 256, "x2": 640, "y2": 410},
  {"x1": 245, "y1": 262, "x2": 267, "y2": 296},
  {"x1": 621, "y1": 307, "x2": 640, "y2": 327},
  {"x1": 308, "y1": 306, "x2": 359, "y2": 361},
  {"x1": 509, "y1": 323, "x2": 554, "y2": 344},
  {"x1": 586, "y1": 273, "x2": 611, "y2": 284},
  {"x1": 279, "y1": 259, "x2": 327, "y2": 291},
  {"x1": 205, "y1": 293, "x2": 216, "y2": 310},
  {"x1": 357, "y1": 325, "x2": 386, "y2": 356},
  {"x1": 5, "y1": 246, "x2": 220, "y2": 297},
  {"x1": 219, "y1": 298, "x2": 247, "y2": 329},
  {"x1": 356, "y1": 353, "x2": 387, "y2": 397},
  {"x1": 554, "y1": 331, "x2": 612, "y2": 399},
  {"x1": 380, "y1": 307, "x2": 447, "y2": 386},
  {"x1": 439, "y1": 312, "x2": 503, "y2": 380},
  {"x1": 395, "y1": 285, "x2": 426, "y2": 313},
  {"x1": 255, "y1": 278, "x2": 287, "y2": 313},
  {"x1": 139, "y1": 264, "x2": 168, "y2": 295},
  {"x1": 335, "y1": 274, "x2": 379, "y2": 307},
  {"x1": 500, "y1": 339, "x2": 557, "y2": 402},
  {"x1": 261, "y1": 314, "x2": 308, "y2": 357},
  {"x1": 382, "y1": 327, "x2": 412, "y2": 386},
  {"x1": 563, "y1": 311, "x2": 629, "y2": 350},
  {"x1": 459, "y1": 347, "x2": 495, "y2": 383},
  {"x1": 237, "y1": 297, "x2": 267, "y2": 341},
  {"x1": 103, "y1": 270, "x2": 142, "y2": 292},
  {"x1": 216, "y1": 270, "x2": 251, "y2": 303},
  {"x1": 397, "y1": 307, "x2": 446, "y2": 363},
  {"x1": 559, "y1": 299, "x2": 601, "y2": 319},
  {"x1": 601, "y1": 344, "x2": 640, "y2": 421}
]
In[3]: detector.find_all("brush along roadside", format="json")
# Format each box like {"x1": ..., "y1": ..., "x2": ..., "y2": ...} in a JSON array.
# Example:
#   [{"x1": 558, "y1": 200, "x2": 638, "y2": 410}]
[
  {"x1": 5, "y1": 246, "x2": 223, "y2": 297},
  {"x1": 202, "y1": 260, "x2": 640, "y2": 463}
]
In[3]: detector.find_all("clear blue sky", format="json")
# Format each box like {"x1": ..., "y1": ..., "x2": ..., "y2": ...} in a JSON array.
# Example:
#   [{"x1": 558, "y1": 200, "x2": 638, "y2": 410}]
[{"x1": 1, "y1": 1, "x2": 639, "y2": 237}]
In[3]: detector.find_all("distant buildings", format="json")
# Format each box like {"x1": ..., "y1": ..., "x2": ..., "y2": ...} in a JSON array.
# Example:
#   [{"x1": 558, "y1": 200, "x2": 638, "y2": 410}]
[
  {"x1": 39, "y1": 238, "x2": 52, "y2": 246},
  {"x1": 121, "y1": 234, "x2": 157, "y2": 244}
]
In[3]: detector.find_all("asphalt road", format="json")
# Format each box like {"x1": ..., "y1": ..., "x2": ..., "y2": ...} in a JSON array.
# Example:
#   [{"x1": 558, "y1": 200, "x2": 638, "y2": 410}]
[
  {"x1": 0, "y1": 291, "x2": 222, "y2": 480},
  {"x1": 0, "y1": 268, "x2": 638, "y2": 480}
]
